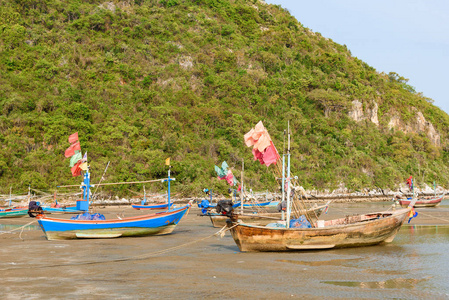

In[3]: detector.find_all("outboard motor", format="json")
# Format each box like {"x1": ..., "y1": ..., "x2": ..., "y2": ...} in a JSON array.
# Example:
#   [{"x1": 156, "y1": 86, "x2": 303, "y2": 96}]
[
  {"x1": 216, "y1": 200, "x2": 234, "y2": 215},
  {"x1": 277, "y1": 200, "x2": 286, "y2": 212},
  {"x1": 28, "y1": 201, "x2": 43, "y2": 217}
]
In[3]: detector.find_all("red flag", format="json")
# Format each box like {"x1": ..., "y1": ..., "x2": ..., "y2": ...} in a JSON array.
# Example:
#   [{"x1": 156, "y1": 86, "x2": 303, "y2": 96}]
[
  {"x1": 65, "y1": 141, "x2": 81, "y2": 157},
  {"x1": 68, "y1": 132, "x2": 79, "y2": 144},
  {"x1": 71, "y1": 160, "x2": 83, "y2": 177}
]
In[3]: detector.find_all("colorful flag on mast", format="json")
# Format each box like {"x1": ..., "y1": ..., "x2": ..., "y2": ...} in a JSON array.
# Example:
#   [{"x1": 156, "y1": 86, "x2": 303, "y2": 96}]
[
  {"x1": 71, "y1": 160, "x2": 83, "y2": 177},
  {"x1": 68, "y1": 132, "x2": 79, "y2": 144},
  {"x1": 165, "y1": 157, "x2": 170, "y2": 166},
  {"x1": 69, "y1": 151, "x2": 82, "y2": 167},
  {"x1": 244, "y1": 121, "x2": 280, "y2": 167},
  {"x1": 64, "y1": 141, "x2": 81, "y2": 157}
]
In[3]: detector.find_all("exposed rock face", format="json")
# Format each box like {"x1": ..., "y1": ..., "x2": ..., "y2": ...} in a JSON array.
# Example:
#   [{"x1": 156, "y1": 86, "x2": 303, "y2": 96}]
[
  {"x1": 348, "y1": 100, "x2": 364, "y2": 122},
  {"x1": 350, "y1": 100, "x2": 441, "y2": 146},
  {"x1": 349, "y1": 100, "x2": 379, "y2": 126},
  {"x1": 387, "y1": 109, "x2": 441, "y2": 146}
]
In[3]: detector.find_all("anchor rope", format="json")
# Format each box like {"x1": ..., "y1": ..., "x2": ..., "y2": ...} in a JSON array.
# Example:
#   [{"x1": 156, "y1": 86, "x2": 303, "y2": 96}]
[
  {"x1": 414, "y1": 211, "x2": 449, "y2": 224},
  {"x1": 0, "y1": 220, "x2": 37, "y2": 236}
]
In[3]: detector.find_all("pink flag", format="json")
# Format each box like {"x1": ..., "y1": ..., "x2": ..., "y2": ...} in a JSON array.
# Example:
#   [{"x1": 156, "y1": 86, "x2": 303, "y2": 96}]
[
  {"x1": 65, "y1": 141, "x2": 81, "y2": 158},
  {"x1": 68, "y1": 132, "x2": 79, "y2": 144},
  {"x1": 262, "y1": 142, "x2": 279, "y2": 167},
  {"x1": 225, "y1": 170, "x2": 234, "y2": 186}
]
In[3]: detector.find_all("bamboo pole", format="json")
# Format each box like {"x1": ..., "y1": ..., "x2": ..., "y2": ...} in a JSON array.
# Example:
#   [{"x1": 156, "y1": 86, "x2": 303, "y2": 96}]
[{"x1": 57, "y1": 178, "x2": 168, "y2": 188}]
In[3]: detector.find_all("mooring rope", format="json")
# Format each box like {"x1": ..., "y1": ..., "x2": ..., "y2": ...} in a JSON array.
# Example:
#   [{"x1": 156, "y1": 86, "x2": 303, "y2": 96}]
[
  {"x1": 0, "y1": 223, "x2": 239, "y2": 271},
  {"x1": 414, "y1": 211, "x2": 449, "y2": 224},
  {"x1": 0, "y1": 220, "x2": 37, "y2": 237}
]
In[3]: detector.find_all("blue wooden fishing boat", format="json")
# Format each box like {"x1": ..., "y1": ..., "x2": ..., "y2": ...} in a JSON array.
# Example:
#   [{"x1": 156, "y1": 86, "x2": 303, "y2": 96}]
[
  {"x1": 233, "y1": 201, "x2": 271, "y2": 207},
  {"x1": 132, "y1": 202, "x2": 173, "y2": 210},
  {"x1": 37, "y1": 204, "x2": 190, "y2": 240},
  {"x1": 0, "y1": 207, "x2": 28, "y2": 218},
  {"x1": 131, "y1": 189, "x2": 173, "y2": 210}
]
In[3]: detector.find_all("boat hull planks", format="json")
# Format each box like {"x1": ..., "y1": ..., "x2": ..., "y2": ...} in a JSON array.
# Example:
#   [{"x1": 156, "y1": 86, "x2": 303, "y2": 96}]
[{"x1": 228, "y1": 208, "x2": 409, "y2": 252}]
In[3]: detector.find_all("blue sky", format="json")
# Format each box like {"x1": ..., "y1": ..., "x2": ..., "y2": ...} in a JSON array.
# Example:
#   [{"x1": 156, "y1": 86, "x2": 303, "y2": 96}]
[{"x1": 266, "y1": 0, "x2": 449, "y2": 115}]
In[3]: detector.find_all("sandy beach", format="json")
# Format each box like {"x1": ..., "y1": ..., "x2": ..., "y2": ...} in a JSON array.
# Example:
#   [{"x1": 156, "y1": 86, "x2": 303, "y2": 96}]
[{"x1": 1, "y1": 201, "x2": 448, "y2": 299}]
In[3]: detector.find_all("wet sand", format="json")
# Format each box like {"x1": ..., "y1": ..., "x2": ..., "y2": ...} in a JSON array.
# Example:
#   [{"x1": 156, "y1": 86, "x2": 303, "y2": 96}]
[{"x1": 1, "y1": 202, "x2": 449, "y2": 299}]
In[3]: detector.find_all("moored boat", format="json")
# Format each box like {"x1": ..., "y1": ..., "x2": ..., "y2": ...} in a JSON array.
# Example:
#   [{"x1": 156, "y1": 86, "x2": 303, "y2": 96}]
[
  {"x1": 398, "y1": 193, "x2": 445, "y2": 208},
  {"x1": 0, "y1": 207, "x2": 28, "y2": 218},
  {"x1": 132, "y1": 202, "x2": 173, "y2": 210},
  {"x1": 37, "y1": 204, "x2": 191, "y2": 240},
  {"x1": 227, "y1": 205, "x2": 414, "y2": 252}
]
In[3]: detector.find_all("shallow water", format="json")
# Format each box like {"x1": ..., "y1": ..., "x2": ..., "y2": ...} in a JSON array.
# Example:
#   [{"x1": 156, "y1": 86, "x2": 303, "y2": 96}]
[{"x1": 1, "y1": 204, "x2": 449, "y2": 299}]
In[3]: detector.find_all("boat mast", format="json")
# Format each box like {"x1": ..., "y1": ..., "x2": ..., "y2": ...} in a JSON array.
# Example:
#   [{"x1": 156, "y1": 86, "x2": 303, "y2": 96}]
[
  {"x1": 241, "y1": 159, "x2": 244, "y2": 215},
  {"x1": 281, "y1": 129, "x2": 286, "y2": 221},
  {"x1": 286, "y1": 121, "x2": 291, "y2": 228},
  {"x1": 167, "y1": 166, "x2": 171, "y2": 210}
]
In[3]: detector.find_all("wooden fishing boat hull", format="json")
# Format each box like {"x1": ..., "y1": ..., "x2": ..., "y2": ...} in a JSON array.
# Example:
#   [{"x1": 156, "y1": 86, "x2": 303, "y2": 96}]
[
  {"x1": 132, "y1": 203, "x2": 172, "y2": 210},
  {"x1": 0, "y1": 208, "x2": 28, "y2": 218},
  {"x1": 37, "y1": 205, "x2": 190, "y2": 240},
  {"x1": 228, "y1": 208, "x2": 410, "y2": 252},
  {"x1": 209, "y1": 204, "x2": 328, "y2": 228},
  {"x1": 399, "y1": 195, "x2": 444, "y2": 208}
]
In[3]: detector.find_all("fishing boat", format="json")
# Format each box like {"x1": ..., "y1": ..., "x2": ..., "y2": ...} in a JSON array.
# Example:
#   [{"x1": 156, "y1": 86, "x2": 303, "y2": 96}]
[
  {"x1": 227, "y1": 203, "x2": 415, "y2": 252},
  {"x1": 0, "y1": 207, "x2": 28, "y2": 218},
  {"x1": 36, "y1": 204, "x2": 190, "y2": 240},
  {"x1": 42, "y1": 206, "x2": 85, "y2": 213},
  {"x1": 398, "y1": 193, "x2": 445, "y2": 208},
  {"x1": 132, "y1": 202, "x2": 173, "y2": 210},
  {"x1": 233, "y1": 201, "x2": 271, "y2": 207},
  {"x1": 226, "y1": 121, "x2": 417, "y2": 252},
  {"x1": 35, "y1": 132, "x2": 190, "y2": 240}
]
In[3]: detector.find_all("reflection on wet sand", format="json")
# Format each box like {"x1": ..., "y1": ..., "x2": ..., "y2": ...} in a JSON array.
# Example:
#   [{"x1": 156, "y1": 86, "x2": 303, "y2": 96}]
[{"x1": 322, "y1": 277, "x2": 427, "y2": 289}]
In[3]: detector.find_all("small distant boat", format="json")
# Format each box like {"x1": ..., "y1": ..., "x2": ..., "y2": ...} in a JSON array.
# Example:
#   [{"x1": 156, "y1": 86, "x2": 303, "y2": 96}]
[
  {"x1": 37, "y1": 204, "x2": 191, "y2": 240},
  {"x1": 0, "y1": 207, "x2": 28, "y2": 218},
  {"x1": 132, "y1": 202, "x2": 173, "y2": 210},
  {"x1": 398, "y1": 193, "x2": 445, "y2": 208},
  {"x1": 233, "y1": 201, "x2": 271, "y2": 208},
  {"x1": 42, "y1": 206, "x2": 84, "y2": 213}
]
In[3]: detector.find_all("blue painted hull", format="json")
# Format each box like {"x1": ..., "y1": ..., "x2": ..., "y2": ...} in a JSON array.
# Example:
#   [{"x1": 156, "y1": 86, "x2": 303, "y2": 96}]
[
  {"x1": 42, "y1": 206, "x2": 84, "y2": 213},
  {"x1": 132, "y1": 203, "x2": 173, "y2": 210},
  {"x1": 0, "y1": 207, "x2": 28, "y2": 218},
  {"x1": 233, "y1": 201, "x2": 271, "y2": 207},
  {"x1": 37, "y1": 204, "x2": 190, "y2": 240}
]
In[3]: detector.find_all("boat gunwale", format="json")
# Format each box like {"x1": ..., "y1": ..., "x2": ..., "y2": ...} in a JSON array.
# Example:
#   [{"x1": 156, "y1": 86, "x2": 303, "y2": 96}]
[{"x1": 231, "y1": 207, "x2": 410, "y2": 231}]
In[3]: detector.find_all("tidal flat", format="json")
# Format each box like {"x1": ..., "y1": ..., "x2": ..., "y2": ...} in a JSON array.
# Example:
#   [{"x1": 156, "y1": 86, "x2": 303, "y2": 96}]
[{"x1": 1, "y1": 200, "x2": 448, "y2": 299}]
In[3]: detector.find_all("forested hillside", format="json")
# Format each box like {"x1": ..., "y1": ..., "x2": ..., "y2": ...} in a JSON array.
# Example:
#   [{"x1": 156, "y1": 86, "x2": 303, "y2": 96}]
[{"x1": 1, "y1": 0, "x2": 449, "y2": 197}]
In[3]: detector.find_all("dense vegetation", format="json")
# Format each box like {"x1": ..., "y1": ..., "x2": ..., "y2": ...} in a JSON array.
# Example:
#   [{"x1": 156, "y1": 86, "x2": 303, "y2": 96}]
[{"x1": 1, "y1": 0, "x2": 448, "y2": 198}]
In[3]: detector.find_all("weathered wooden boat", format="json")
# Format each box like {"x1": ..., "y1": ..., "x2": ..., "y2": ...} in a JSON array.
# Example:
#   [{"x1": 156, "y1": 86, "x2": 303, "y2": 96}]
[
  {"x1": 208, "y1": 202, "x2": 329, "y2": 228},
  {"x1": 398, "y1": 193, "x2": 445, "y2": 208},
  {"x1": 132, "y1": 202, "x2": 173, "y2": 210},
  {"x1": 0, "y1": 207, "x2": 28, "y2": 218},
  {"x1": 36, "y1": 204, "x2": 191, "y2": 240},
  {"x1": 227, "y1": 202, "x2": 416, "y2": 252}
]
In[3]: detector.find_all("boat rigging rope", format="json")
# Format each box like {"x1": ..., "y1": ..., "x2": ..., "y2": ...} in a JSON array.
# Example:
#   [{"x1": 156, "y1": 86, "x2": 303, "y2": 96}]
[
  {"x1": 0, "y1": 224, "x2": 238, "y2": 272},
  {"x1": 0, "y1": 220, "x2": 38, "y2": 239}
]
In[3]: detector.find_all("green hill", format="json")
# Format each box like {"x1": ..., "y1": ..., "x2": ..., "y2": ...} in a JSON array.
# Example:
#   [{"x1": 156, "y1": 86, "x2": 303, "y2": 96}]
[{"x1": 1, "y1": 0, "x2": 448, "y2": 197}]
